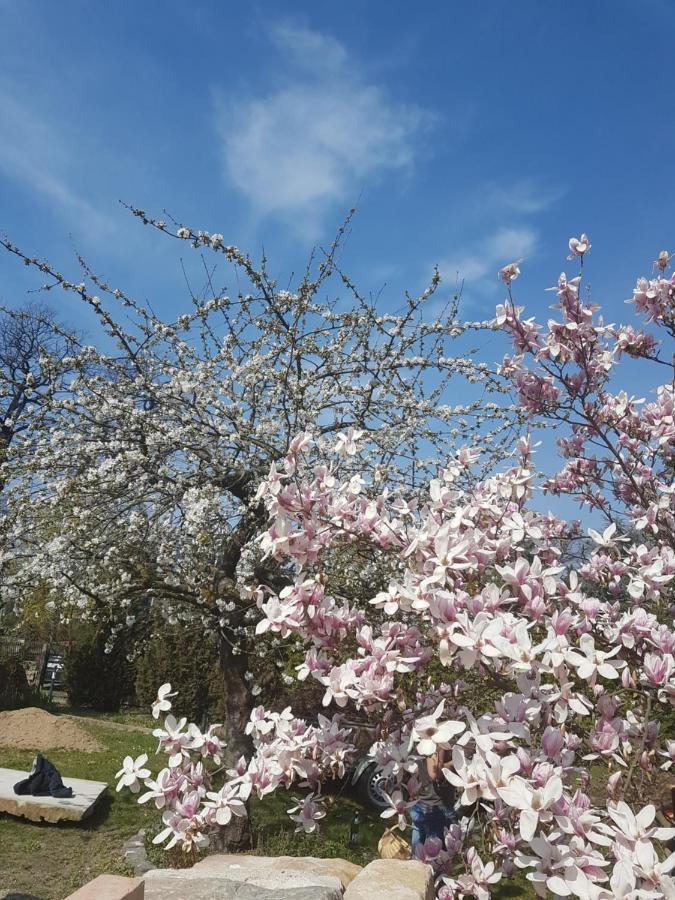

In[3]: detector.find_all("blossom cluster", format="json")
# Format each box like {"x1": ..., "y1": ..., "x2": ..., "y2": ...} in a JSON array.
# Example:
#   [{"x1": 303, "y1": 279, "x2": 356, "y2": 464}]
[
  {"x1": 6, "y1": 221, "x2": 675, "y2": 897},
  {"x1": 495, "y1": 235, "x2": 675, "y2": 547},
  {"x1": 0, "y1": 216, "x2": 518, "y2": 678},
  {"x1": 135, "y1": 412, "x2": 674, "y2": 895},
  {"x1": 131, "y1": 684, "x2": 355, "y2": 851}
]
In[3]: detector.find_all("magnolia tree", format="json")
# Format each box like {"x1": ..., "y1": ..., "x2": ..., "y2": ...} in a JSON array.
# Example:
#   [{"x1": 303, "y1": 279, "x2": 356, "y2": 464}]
[
  {"x1": 121, "y1": 236, "x2": 675, "y2": 898},
  {"x1": 0, "y1": 213, "x2": 516, "y2": 776}
]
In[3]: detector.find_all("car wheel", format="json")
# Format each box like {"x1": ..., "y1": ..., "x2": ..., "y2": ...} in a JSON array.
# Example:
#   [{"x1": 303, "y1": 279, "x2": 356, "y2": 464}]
[{"x1": 356, "y1": 762, "x2": 393, "y2": 811}]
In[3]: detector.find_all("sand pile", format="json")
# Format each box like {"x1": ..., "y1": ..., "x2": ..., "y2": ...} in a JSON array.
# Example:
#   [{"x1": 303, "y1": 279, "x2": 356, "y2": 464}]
[{"x1": 0, "y1": 707, "x2": 103, "y2": 752}]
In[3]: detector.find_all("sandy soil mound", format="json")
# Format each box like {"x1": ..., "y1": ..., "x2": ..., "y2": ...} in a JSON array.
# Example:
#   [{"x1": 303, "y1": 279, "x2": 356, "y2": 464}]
[{"x1": 0, "y1": 707, "x2": 103, "y2": 752}]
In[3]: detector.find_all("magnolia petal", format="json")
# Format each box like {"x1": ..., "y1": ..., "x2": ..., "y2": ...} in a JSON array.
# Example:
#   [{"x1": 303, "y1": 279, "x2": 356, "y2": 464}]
[
  {"x1": 520, "y1": 808, "x2": 538, "y2": 842},
  {"x1": 546, "y1": 875, "x2": 572, "y2": 896}
]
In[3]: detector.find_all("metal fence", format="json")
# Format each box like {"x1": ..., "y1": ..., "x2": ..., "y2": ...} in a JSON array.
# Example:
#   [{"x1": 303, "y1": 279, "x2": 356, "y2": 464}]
[{"x1": 0, "y1": 637, "x2": 46, "y2": 661}]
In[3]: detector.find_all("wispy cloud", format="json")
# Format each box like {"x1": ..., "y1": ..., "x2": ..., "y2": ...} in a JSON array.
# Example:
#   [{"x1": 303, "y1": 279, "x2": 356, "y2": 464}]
[
  {"x1": 484, "y1": 178, "x2": 564, "y2": 215},
  {"x1": 0, "y1": 83, "x2": 116, "y2": 239},
  {"x1": 215, "y1": 23, "x2": 435, "y2": 236},
  {"x1": 434, "y1": 176, "x2": 563, "y2": 312},
  {"x1": 438, "y1": 225, "x2": 538, "y2": 307}
]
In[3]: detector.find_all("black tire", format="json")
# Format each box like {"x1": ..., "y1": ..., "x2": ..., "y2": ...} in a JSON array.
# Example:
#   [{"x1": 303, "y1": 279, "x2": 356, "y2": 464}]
[{"x1": 356, "y1": 762, "x2": 393, "y2": 811}]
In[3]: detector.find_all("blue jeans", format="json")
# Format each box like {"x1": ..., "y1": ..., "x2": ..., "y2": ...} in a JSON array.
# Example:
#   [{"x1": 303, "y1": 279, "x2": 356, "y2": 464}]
[{"x1": 410, "y1": 803, "x2": 455, "y2": 857}]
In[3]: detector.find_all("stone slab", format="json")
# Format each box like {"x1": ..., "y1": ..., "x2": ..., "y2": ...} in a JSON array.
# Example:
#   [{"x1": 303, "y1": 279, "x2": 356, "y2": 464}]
[
  {"x1": 345, "y1": 859, "x2": 434, "y2": 900},
  {"x1": 143, "y1": 870, "x2": 341, "y2": 900},
  {"x1": 192, "y1": 854, "x2": 361, "y2": 889},
  {"x1": 65, "y1": 874, "x2": 144, "y2": 900},
  {"x1": 0, "y1": 767, "x2": 107, "y2": 823}
]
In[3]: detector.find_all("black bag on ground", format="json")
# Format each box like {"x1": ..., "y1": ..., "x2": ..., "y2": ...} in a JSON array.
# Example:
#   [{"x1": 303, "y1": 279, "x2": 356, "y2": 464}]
[{"x1": 13, "y1": 752, "x2": 74, "y2": 799}]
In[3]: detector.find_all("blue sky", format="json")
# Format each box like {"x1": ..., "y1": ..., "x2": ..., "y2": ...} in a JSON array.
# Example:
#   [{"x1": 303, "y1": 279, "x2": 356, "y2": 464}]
[
  {"x1": 1, "y1": 0, "x2": 674, "y2": 511},
  {"x1": 2, "y1": 0, "x2": 674, "y2": 319}
]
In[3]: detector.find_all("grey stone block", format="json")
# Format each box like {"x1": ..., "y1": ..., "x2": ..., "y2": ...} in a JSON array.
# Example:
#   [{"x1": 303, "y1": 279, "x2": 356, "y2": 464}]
[{"x1": 144, "y1": 871, "x2": 341, "y2": 899}]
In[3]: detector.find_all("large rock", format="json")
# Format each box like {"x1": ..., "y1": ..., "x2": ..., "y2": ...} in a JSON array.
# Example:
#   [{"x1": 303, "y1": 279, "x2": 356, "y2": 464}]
[
  {"x1": 145, "y1": 867, "x2": 343, "y2": 900},
  {"x1": 65, "y1": 874, "x2": 144, "y2": 900},
  {"x1": 0, "y1": 767, "x2": 107, "y2": 823},
  {"x1": 193, "y1": 854, "x2": 361, "y2": 889},
  {"x1": 344, "y1": 859, "x2": 434, "y2": 900},
  {"x1": 143, "y1": 854, "x2": 360, "y2": 900}
]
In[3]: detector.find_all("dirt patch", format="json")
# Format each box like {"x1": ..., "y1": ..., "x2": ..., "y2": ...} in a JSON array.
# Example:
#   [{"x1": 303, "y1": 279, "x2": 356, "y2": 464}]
[{"x1": 0, "y1": 707, "x2": 103, "y2": 752}]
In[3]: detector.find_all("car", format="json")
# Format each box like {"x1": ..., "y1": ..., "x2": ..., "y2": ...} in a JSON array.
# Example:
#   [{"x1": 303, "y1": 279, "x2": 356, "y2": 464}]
[
  {"x1": 350, "y1": 757, "x2": 396, "y2": 811},
  {"x1": 42, "y1": 654, "x2": 64, "y2": 689}
]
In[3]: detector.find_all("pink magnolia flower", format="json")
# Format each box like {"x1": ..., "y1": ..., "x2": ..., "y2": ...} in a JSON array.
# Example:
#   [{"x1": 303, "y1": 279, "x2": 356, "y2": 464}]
[
  {"x1": 454, "y1": 848, "x2": 502, "y2": 900},
  {"x1": 197, "y1": 724, "x2": 225, "y2": 764},
  {"x1": 606, "y1": 771, "x2": 622, "y2": 800},
  {"x1": 498, "y1": 261, "x2": 521, "y2": 285},
  {"x1": 641, "y1": 652, "x2": 673, "y2": 687},
  {"x1": 567, "y1": 233, "x2": 591, "y2": 259},
  {"x1": 414, "y1": 835, "x2": 445, "y2": 865},
  {"x1": 541, "y1": 726, "x2": 564, "y2": 760},
  {"x1": 380, "y1": 789, "x2": 415, "y2": 830},
  {"x1": 287, "y1": 793, "x2": 326, "y2": 834}
]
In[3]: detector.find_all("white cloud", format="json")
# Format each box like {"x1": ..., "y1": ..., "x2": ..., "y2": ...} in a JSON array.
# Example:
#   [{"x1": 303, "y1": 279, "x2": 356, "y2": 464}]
[
  {"x1": 269, "y1": 23, "x2": 349, "y2": 74},
  {"x1": 438, "y1": 225, "x2": 538, "y2": 306},
  {"x1": 0, "y1": 84, "x2": 116, "y2": 239},
  {"x1": 215, "y1": 23, "x2": 434, "y2": 235},
  {"x1": 484, "y1": 178, "x2": 564, "y2": 215}
]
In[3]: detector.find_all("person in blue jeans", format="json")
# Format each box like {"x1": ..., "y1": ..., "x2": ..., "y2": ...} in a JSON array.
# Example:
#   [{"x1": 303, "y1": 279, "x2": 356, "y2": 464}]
[{"x1": 410, "y1": 748, "x2": 457, "y2": 857}]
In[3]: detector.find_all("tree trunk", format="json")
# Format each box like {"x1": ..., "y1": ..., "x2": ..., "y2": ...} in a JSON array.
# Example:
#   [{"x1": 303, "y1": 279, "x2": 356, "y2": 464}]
[{"x1": 216, "y1": 632, "x2": 254, "y2": 851}]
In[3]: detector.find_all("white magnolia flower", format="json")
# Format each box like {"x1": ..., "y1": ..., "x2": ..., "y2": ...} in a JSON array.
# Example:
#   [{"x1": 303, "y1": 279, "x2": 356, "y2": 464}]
[
  {"x1": 412, "y1": 701, "x2": 465, "y2": 756},
  {"x1": 204, "y1": 782, "x2": 250, "y2": 826},
  {"x1": 152, "y1": 682, "x2": 177, "y2": 719},
  {"x1": 587, "y1": 522, "x2": 625, "y2": 548},
  {"x1": 568, "y1": 233, "x2": 591, "y2": 259},
  {"x1": 137, "y1": 767, "x2": 177, "y2": 809},
  {"x1": 497, "y1": 775, "x2": 563, "y2": 842},
  {"x1": 445, "y1": 745, "x2": 485, "y2": 806},
  {"x1": 605, "y1": 801, "x2": 675, "y2": 847},
  {"x1": 153, "y1": 714, "x2": 190, "y2": 767},
  {"x1": 455, "y1": 847, "x2": 502, "y2": 899},
  {"x1": 334, "y1": 427, "x2": 364, "y2": 457},
  {"x1": 498, "y1": 261, "x2": 521, "y2": 285},
  {"x1": 115, "y1": 753, "x2": 151, "y2": 793},
  {"x1": 566, "y1": 634, "x2": 623, "y2": 683}
]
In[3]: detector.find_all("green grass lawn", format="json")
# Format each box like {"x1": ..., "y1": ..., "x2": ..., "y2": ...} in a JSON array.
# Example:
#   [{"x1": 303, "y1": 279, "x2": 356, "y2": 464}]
[
  {"x1": 0, "y1": 711, "x2": 158, "y2": 899},
  {"x1": 0, "y1": 708, "x2": 385, "y2": 899},
  {"x1": 0, "y1": 708, "x2": 534, "y2": 899}
]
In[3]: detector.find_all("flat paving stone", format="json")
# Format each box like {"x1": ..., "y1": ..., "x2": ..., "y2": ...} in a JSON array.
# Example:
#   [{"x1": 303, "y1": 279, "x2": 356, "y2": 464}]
[
  {"x1": 144, "y1": 871, "x2": 342, "y2": 900},
  {"x1": 0, "y1": 767, "x2": 107, "y2": 823}
]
